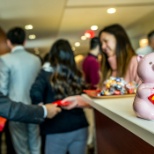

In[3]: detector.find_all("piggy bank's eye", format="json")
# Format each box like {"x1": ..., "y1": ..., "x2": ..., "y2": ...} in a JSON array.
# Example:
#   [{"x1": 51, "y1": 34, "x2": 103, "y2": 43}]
[{"x1": 149, "y1": 62, "x2": 152, "y2": 65}]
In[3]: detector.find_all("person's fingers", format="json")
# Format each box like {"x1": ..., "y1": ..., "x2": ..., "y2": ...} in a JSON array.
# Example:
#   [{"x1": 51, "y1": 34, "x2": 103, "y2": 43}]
[
  {"x1": 61, "y1": 99, "x2": 71, "y2": 104},
  {"x1": 61, "y1": 103, "x2": 77, "y2": 110},
  {"x1": 52, "y1": 103, "x2": 58, "y2": 107},
  {"x1": 56, "y1": 107, "x2": 62, "y2": 113},
  {"x1": 62, "y1": 106, "x2": 72, "y2": 110},
  {"x1": 45, "y1": 104, "x2": 62, "y2": 118}
]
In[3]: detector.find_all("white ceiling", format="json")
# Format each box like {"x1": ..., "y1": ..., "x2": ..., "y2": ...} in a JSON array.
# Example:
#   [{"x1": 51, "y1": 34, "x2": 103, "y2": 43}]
[{"x1": 0, "y1": 0, "x2": 154, "y2": 56}]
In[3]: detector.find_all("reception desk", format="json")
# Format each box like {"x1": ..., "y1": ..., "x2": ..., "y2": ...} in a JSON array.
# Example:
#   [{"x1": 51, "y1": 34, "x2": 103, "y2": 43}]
[{"x1": 85, "y1": 95, "x2": 154, "y2": 154}]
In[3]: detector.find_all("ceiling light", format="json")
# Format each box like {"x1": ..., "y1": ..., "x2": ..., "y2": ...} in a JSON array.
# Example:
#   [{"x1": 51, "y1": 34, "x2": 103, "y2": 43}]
[
  {"x1": 91, "y1": 25, "x2": 98, "y2": 31},
  {"x1": 75, "y1": 42, "x2": 80, "y2": 47},
  {"x1": 85, "y1": 33, "x2": 91, "y2": 38},
  {"x1": 139, "y1": 38, "x2": 148, "y2": 47},
  {"x1": 84, "y1": 30, "x2": 95, "y2": 38},
  {"x1": 107, "y1": 8, "x2": 116, "y2": 14},
  {"x1": 75, "y1": 55, "x2": 84, "y2": 63},
  {"x1": 25, "y1": 24, "x2": 33, "y2": 30},
  {"x1": 81, "y1": 36, "x2": 87, "y2": 40},
  {"x1": 29, "y1": 34, "x2": 36, "y2": 39}
]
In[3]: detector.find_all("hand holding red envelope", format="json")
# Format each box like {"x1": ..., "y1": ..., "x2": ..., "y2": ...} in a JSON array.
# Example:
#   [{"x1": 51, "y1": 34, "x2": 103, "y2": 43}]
[{"x1": 52, "y1": 100, "x2": 70, "y2": 107}]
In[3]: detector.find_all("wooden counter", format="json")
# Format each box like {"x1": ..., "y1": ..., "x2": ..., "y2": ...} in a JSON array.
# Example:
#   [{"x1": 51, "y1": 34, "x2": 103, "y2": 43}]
[{"x1": 85, "y1": 95, "x2": 154, "y2": 154}]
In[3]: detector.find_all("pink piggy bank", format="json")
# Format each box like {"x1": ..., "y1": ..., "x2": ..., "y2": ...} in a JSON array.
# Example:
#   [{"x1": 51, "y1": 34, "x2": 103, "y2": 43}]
[{"x1": 133, "y1": 53, "x2": 154, "y2": 120}]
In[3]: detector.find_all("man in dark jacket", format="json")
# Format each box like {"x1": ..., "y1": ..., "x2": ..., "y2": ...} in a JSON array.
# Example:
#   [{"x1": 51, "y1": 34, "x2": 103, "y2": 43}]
[{"x1": 0, "y1": 92, "x2": 61, "y2": 123}]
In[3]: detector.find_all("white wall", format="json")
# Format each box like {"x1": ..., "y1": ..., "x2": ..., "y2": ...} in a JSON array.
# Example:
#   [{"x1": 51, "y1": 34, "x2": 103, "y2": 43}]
[{"x1": 127, "y1": 9, "x2": 154, "y2": 50}]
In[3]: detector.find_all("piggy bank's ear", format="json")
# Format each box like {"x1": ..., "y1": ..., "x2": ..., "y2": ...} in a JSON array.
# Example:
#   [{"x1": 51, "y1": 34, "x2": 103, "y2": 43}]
[{"x1": 137, "y1": 55, "x2": 144, "y2": 62}]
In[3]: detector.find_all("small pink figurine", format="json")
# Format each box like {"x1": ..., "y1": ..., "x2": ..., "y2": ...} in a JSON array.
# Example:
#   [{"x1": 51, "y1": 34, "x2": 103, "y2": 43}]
[{"x1": 133, "y1": 53, "x2": 154, "y2": 120}]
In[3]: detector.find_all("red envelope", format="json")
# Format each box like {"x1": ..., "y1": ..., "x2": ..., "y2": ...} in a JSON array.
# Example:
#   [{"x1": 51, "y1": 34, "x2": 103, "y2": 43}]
[
  {"x1": 0, "y1": 117, "x2": 7, "y2": 132},
  {"x1": 52, "y1": 100, "x2": 70, "y2": 106},
  {"x1": 148, "y1": 94, "x2": 154, "y2": 104}
]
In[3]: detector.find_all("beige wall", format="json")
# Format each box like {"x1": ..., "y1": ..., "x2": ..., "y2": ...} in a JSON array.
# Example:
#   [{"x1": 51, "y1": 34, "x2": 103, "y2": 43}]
[{"x1": 127, "y1": 9, "x2": 154, "y2": 50}]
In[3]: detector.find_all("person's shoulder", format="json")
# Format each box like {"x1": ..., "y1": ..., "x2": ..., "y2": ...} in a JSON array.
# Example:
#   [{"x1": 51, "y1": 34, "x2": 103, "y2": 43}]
[
  {"x1": 136, "y1": 46, "x2": 152, "y2": 55},
  {"x1": 36, "y1": 68, "x2": 50, "y2": 80},
  {"x1": 36, "y1": 63, "x2": 53, "y2": 81},
  {"x1": 84, "y1": 55, "x2": 98, "y2": 63},
  {"x1": 24, "y1": 50, "x2": 41, "y2": 62},
  {"x1": 25, "y1": 50, "x2": 37, "y2": 58},
  {"x1": 0, "y1": 52, "x2": 12, "y2": 61},
  {"x1": 131, "y1": 55, "x2": 137, "y2": 60},
  {"x1": 129, "y1": 55, "x2": 138, "y2": 65},
  {"x1": 42, "y1": 62, "x2": 54, "y2": 73},
  {"x1": 136, "y1": 46, "x2": 146, "y2": 51}
]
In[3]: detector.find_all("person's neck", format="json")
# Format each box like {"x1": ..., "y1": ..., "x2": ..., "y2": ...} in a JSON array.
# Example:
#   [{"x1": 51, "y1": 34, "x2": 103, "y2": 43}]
[
  {"x1": 107, "y1": 55, "x2": 117, "y2": 71},
  {"x1": 89, "y1": 48, "x2": 99, "y2": 57},
  {"x1": 12, "y1": 44, "x2": 24, "y2": 48}
]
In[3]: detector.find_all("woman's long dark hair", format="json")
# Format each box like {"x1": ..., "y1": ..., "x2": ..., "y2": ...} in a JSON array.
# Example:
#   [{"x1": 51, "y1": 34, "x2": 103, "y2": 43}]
[
  {"x1": 49, "y1": 39, "x2": 86, "y2": 100},
  {"x1": 99, "y1": 24, "x2": 135, "y2": 80}
]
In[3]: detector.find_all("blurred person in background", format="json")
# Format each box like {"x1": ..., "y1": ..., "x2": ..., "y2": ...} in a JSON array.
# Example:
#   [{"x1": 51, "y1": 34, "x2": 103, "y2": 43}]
[
  {"x1": 82, "y1": 37, "x2": 101, "y2": 89},
  {"x1": 30, "y1": 39, "x2": 89, "y2": 154},
  {"x1": 0, "y1": 27, "x2": 41, "y2": 154},
  {"x1": 82, "y1": 37, "x2": 101, "y2": 154},
  {"x1": 136, "y1": 30, "x2": 154, "y2": 55},
  {"x1": 0, "y1": 26, "x2": 15, "y2": 154}
]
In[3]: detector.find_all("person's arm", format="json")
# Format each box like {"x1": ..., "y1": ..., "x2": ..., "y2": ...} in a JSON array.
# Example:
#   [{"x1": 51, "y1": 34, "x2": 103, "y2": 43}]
[
  {"x1": 61, "y1": 94, "x2": 92, "y2": 110},
  {"x1": 0, "y1": 92, "x2": 61, "y2": 123},
  {"x1": 0, "y1": 58, "x2": 9, "y2": 95}
]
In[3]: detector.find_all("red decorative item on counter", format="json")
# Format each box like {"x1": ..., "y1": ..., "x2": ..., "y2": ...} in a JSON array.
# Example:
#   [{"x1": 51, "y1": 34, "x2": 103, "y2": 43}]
[
  {"x1": 83, "y1": 89, "x2": 101, "y2": 97},
  {"x1": 114, "y1": 90, "x2": 121, "y2": 95},
  {"x1": 148, "y1": 94, "x2": 154, "y2": 104},
  {"x1": 52, "y1": 100, "x2": 70, "y2": 106}
]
